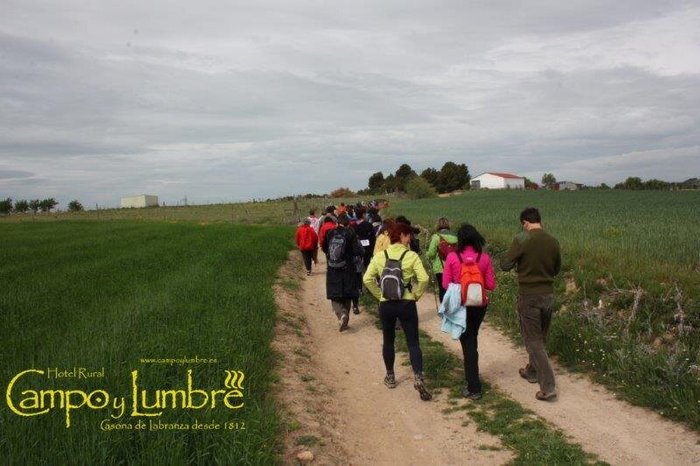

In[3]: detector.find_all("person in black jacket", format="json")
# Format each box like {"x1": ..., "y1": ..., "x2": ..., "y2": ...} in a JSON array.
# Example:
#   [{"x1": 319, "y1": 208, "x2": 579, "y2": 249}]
[{"x1": 323, "y1": 213, "x2": 364, "y2": 332}]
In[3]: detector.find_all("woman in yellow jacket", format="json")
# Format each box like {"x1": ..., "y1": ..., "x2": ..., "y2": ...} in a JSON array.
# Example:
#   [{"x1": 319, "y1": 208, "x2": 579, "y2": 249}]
[{"x1": 363, "y1": 222, "x2": 432, "y2": 401}]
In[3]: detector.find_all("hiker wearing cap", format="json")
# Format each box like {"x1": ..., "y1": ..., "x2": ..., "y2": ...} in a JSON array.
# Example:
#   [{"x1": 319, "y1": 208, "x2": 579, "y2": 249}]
[
  {"x1": 363, "y1": 222, "x2": 432, "y2": 401},
  {"x1": 426, "y1": 217, "x2": 458, "y2": 302},
  {"x1": 500, "y1": 207, "x2": 561, "y2": 402},
  {"x1": 295, "y1": 218, "x2": 319, "y2": 276},
  {"x1": 442, "y1": 223, "x2": 496, "y2": 400}
]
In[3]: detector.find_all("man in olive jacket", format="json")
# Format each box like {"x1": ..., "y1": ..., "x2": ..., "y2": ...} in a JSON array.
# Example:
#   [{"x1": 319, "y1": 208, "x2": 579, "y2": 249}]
[{"x1": 500, "y1": 207, "x2": 561, "y2": 401}]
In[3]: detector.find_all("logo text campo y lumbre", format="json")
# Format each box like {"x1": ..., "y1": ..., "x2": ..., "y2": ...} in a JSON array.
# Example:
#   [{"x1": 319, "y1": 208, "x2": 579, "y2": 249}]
[{"x1": 5, "y1": 369, "x2": 245, "y2": 427}]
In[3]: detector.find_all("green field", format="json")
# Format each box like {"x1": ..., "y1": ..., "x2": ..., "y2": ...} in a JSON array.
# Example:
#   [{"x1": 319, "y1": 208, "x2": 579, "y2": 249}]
[
  {"x1": 385, "y1": 189, "x2": 700, "y2": 429},
  {"x1": 1, "y1": 188, "x2": 698, "y2": 463},
  {"x1": 0, "y1": 221, "x2": 293, "y2": 465}
]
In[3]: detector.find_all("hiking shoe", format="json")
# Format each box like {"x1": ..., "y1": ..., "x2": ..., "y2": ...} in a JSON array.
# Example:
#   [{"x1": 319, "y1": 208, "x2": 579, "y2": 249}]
[
  {"x1": 306, "y1": 270, "x2": 311, "y2": 276},
  {"x1": 519, "y1": 367, "x2": 538, "y2": 384},
  {"x1": 353, "y1": 306, "x2": 360, "y2": 315},
  {"x1": 339, "y1": 313, "x2": 349, "y2": 332},
  {"x1": 413, "y1": 376, "x2": 432, "y2": 401},
  {"x1": 535, "y1": 390, "x2": 557, "y2": 401},
  {"x1": 461, "y1": 388, "x2": 482, "y2": 400},
  {"x1": 384, "y1": 373, "x2": 397, "y2": 389}
]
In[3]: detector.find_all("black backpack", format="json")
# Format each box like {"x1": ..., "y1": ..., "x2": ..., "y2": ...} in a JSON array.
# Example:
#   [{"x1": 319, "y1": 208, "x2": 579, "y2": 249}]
[
  {"x1": 327, "y1": 230, "x2": 348, "y2": 269},
  {"x1": 380, "y1": 250, "x2": 409, "y2": 300}
]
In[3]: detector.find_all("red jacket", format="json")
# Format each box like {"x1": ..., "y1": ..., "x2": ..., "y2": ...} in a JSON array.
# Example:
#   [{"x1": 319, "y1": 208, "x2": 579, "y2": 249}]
[
  {"x1": 296, "y1": 224, "x2": 318, "y2": 251},
  {"x1": 318, "y1": 221, "x2": 337, "y2": 250}
]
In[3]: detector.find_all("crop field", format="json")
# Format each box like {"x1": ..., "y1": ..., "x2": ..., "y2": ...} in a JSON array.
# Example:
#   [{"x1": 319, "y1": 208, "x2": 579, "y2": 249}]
[
  {"x1": 387, "y1": 189, "x2": 700, "y2": 429},
  {"x1": 0, "y1": 221, "x2": 293, "y2": 464}
]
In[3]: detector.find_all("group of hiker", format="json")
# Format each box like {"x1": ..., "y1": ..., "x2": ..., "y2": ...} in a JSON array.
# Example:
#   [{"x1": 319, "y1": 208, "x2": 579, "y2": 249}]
[{"x1": 295, "y1": 203, "x2": 561, "y2": 403}]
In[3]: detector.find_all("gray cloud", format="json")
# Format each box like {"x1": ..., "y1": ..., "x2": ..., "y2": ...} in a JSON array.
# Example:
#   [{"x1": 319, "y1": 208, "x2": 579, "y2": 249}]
[{"x1": 1, "y1": 1, "x2": 699, "y2": 208}]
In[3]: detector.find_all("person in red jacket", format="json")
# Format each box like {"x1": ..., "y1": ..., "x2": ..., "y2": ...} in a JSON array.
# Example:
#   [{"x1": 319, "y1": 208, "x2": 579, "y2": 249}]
[{"x1": 295, "y1": 218, "x2": 319, "y2": 276}]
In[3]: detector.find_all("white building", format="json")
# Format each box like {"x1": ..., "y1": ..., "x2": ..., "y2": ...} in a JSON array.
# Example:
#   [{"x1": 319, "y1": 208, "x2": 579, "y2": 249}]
[
  {"x1": 120, "y1": 195, "x2": 159, "y2": 208},
  {"x1": 471, "y1": 172, "x2": 525, "y2": 190},
  {"x1": 556, "y1": 181, "x2": 581, "y2": 191}
]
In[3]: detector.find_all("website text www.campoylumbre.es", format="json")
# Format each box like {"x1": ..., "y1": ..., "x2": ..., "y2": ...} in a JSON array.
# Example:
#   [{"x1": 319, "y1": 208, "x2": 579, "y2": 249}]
[{"x1": 139, "y1": 356, "x2": 218, "y2": 365}]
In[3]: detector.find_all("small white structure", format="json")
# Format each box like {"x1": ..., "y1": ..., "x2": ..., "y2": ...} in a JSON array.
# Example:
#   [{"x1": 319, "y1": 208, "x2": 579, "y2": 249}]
[
  {"x1": 556, "y1": 181, "x2": 581, "y2": 191},
  {"x1": 120, "y1": 195, "x2": 159, "y2": 208},
  {"x1": 471, "y1": 172, "x2": 525, "y2": 190}
]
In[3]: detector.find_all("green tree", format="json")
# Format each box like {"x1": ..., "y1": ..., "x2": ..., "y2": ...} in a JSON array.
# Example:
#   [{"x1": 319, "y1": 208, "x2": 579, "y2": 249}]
[
  {"x1": 523, "y1": 177, "x2": 539, "y2": 190},
  {"x1": 367, "y1": 171, "x2": 385, "y2": 193},
  {"x1": 437, "y1": 162, "x2": 470, "y2": 193},
  {"x1": 14, "y1": 199, "x2": 29, "y2": 213},
  {"x1": 68, "y1": 200, "x2": 84, "y2": 212},
  {"x1": 39, "y1": 198, "x2": 58, "y2": 212},
  {"x1": 405, "y1": 176, "x2": 438, "y2": 199},
  {"x1": 615, "y1": 177, "x2": 643, "y2": 190},
  {"x1": 394, "y1": 164, "x2": 417, "y2": 192},
  {"x1": 383, "y1": 174, "x2": 398, "y2": 193},
  {"x1": 643, "y1": 179, "x2": 670, "y2": 190},
  {"x1": 0, "y1": 197, "x2": 12, "y2": 214},
  {"x1": 420, "y1": 168, "x2": 440, "y2": 189},
  {"x1": 542, "y1": 173, "x2": 557, "y2": 190},
  {"x1": 29, "y1": 199, "x2": 41, "y2": 213}
]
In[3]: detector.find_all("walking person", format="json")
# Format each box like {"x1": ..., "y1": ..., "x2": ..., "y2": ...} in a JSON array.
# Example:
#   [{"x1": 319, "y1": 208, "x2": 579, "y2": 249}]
[
  {"x1": 318, "y1": 216, "x2": 337, "y2": 258},
  {"x1": 295, "y1": 218, "x2": 319, "y2": 276},
  {"x1": 442, "y1": 223, "x2": 496, "y2": 399},
  {"x1": 426, "y1": 217, "x2": 458, "y2": 302},
  {"x1": 324, "y1": 214, "x2": 364, "y2": 332},
  {"x1": 500, "y1": 207, "x2": 561, "y2": 401},
  {"x1": 363, "y1": 222, "x2": 432, "y2": 401},
  {"x1": 352, "y1": 207, "x2": 375, "y2": 269}
]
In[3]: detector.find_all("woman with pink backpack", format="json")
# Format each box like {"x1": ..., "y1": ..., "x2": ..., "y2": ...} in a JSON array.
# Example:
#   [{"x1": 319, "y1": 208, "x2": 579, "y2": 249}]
[{"x1": 441, "y1": 223, "x2": 496, "y2": 400}]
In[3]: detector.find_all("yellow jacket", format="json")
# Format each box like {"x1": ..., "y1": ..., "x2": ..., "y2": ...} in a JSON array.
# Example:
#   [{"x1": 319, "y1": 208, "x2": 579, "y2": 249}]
[{"x1": 363, "y1": 243, "x2": 429, "y2": 302}]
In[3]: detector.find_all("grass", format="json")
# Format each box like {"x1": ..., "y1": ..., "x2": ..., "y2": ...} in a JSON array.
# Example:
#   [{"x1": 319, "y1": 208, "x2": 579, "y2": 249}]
[
  {"x1": 383, "y1": 189, "x2": 700, "y2": 430},
  {"x1": 0, "y1": 221, "x2": 294, "y2": 465},
  {"x1": 358, "y1": 293, "x2": 604, "y2": 465}
]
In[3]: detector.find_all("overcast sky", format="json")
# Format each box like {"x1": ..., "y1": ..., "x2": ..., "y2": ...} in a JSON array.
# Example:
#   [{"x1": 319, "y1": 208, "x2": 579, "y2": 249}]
[{"x1": 1, "y1": 1, "x2": 699, "y2": 208}]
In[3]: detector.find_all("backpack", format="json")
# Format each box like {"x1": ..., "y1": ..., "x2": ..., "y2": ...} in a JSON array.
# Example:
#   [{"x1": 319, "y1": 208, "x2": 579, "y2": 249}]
[
  {"x1": 458, "y1": 252, "x2": 486, "y2": 307},
  {"x1": 327, "y1": 230, "x2": 348, "y2": 269},
  {"x1": 437, "y1": 235, "x2": 457, "y2": 261},
  {"x1": 380, "y1": 250, "x2": 409, "y2": 300}
]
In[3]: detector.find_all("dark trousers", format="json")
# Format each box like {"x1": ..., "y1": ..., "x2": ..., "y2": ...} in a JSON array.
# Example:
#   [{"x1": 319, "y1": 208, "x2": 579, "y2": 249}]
[
  {"x1": 459, "y1": 306, "x2": 487, "y2": 394},
  {"x1": 518, "y1": 294, "x2": 556, "y2": 393},
  {"x1": 379, "y1": 300, "x2": 423, "y2": 375},
  {"x1": 435, "y1": 273, "x2": 447, "y2": 302},
  {"x1": 300, "y1": 250, "x2": 314, "y2": 272}
]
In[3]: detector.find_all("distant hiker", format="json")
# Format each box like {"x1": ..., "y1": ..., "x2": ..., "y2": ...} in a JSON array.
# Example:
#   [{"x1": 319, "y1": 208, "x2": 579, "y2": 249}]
[
  {"x1": 373, "y1": 218, "x2": 394, "y2": 256},
  {"x1": 308, "y1": 209, "x2": 321, "y2": 235},
  {"x1": 500, "y1": 207, "x2": 561, "y2": 401},
  {"x1": 295, "y1": 219, "x2": 319, "y2": 276},
  {"x1": 324, "y1": 214, "x2": 364, "y2": 332},
  {"x1": 351, "y1": 236, "x2": 366, "y2": 315},
  {"x1": 351, "y1": 207, "x2": 375, "y2": 268},
  {"x1": 426, "y1": 217, "x2": 458, "y2": 302},
  {"x1": 363, "y1": 222, "x2": 432, "y2": 401},
  {"x1": 318, "y1": 216, "x2": 337, "y2": 256},
  {"x1": 442, "y1": 223, "x2": 496, "y2": 400},
  {"x1": 395, "y1": 215, "x2": 421, "y2": 253}
]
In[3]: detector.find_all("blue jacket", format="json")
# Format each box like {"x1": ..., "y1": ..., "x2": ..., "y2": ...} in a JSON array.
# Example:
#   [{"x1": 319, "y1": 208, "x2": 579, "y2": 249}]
[{"x1": 438, "y1": 283, "x2": 466, "y2": 339}]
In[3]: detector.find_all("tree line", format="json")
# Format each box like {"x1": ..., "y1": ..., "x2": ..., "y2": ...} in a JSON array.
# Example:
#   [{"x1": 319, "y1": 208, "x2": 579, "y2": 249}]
[
  {"x1": 0, "y1": 198, "x2": 84, "y2": 215},
  {"x1": 362, "y1": 162, "x2": 470, "y2": 197}
]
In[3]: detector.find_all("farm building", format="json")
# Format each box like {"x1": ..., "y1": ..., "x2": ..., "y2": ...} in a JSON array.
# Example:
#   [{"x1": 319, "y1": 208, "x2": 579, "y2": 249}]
[
  {"x1": 120, "y1": 195, "x2": 159, "y2": 208},
  {"x1": 555, "y1": 181, "x2": 582, "y2": 191},
  {"x1": 471, "y1": 172, "x2": 525, "y2": 190}
]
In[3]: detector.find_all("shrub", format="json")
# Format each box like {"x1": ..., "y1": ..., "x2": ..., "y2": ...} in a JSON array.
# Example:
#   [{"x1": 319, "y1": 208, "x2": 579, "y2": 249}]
[{"x1": 405, "y1": 176, "x2": 437, "y2": 199}]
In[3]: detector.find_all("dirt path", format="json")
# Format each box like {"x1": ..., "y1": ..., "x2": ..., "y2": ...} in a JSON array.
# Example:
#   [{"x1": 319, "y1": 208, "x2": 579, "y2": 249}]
[
  {"x1": 276, "y1": 253, "x2": 700, "y2": 465},
  {"x1": 417, "y1": 298, "x2": 700, "y2": 465}
]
